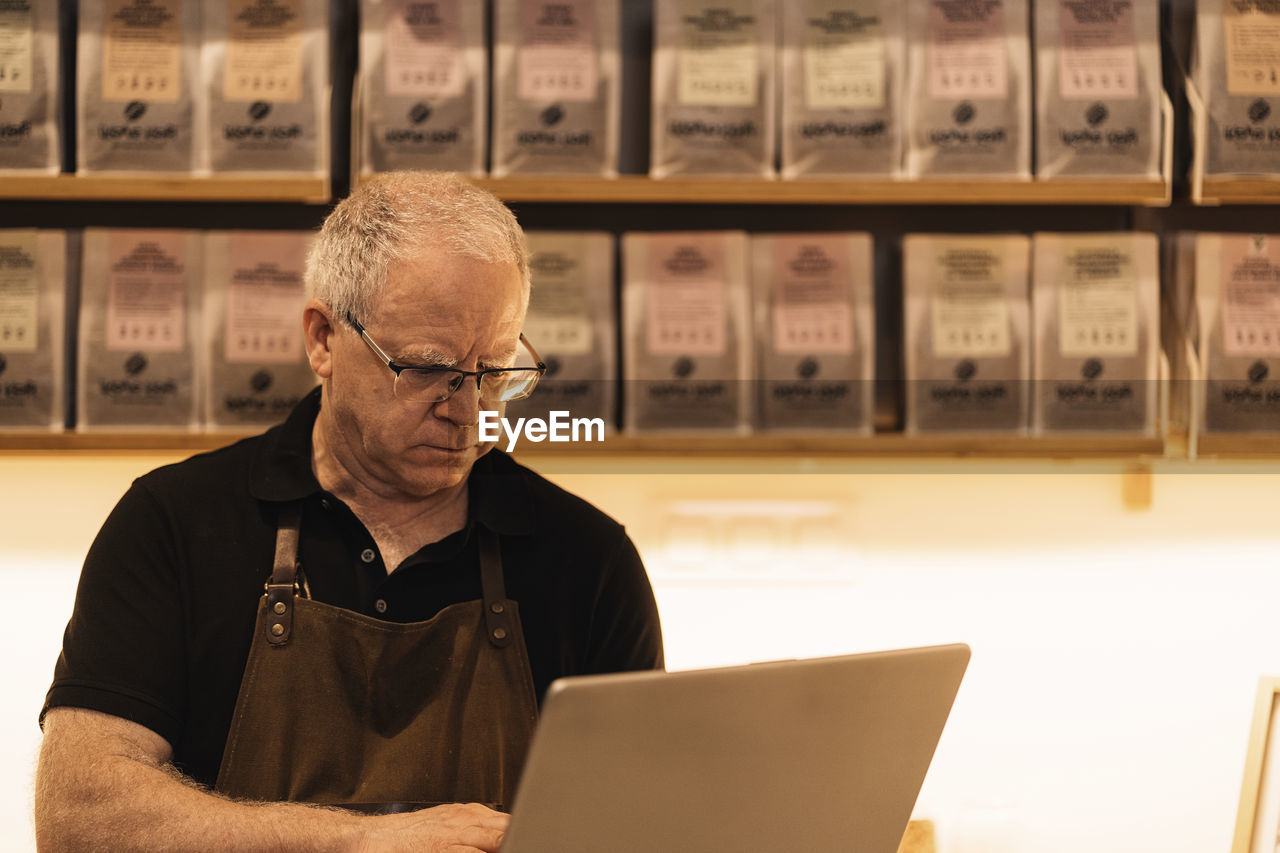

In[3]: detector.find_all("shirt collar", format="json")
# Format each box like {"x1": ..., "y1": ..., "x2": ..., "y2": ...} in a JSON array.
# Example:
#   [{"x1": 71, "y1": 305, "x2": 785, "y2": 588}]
[{"x1": 249, "y1": 386, "x2": 534, "y2": 535}]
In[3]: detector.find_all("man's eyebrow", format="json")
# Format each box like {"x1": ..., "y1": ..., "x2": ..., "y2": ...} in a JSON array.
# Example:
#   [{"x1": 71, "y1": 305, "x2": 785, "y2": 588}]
[{"x1": 394, "y1": 347, "x2": 455, "y2": 367}]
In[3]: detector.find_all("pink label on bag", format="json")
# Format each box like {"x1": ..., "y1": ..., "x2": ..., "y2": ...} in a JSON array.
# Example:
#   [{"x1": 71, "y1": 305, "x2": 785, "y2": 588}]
[
  {"x1": 1057, "y1": 0, "x2": 1137, "y2": 100},
  {"x1": 106, "y1": 231, "x2": 187, "y2": 353},
  {"x1": 385, "y1": 0, "x2": 465, "y2": 98},
  {"x1": 224, "y1": 233, "x2": 308, "y2": 364},
  {"x1": 771, "y1": 236, "x2": 854, "y2": 355},
  {"x1": 1221, "y1": 234, "x2": 1280, "y2": 357},
  {"x1": 928, "y1": 0, "x2": 1007, "y2": 100},
  {"x1": 517, "y1": 0, "x2": 597, "y2": 103},
  {"x1": 646, "y1": 234, "x2": 727, "y2": 356}
]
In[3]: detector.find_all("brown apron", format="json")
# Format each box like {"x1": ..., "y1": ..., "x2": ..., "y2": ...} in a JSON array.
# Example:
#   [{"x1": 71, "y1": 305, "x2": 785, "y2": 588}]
[{"x1": 214, "y1": 505, "x2": 539, "y2": 813}]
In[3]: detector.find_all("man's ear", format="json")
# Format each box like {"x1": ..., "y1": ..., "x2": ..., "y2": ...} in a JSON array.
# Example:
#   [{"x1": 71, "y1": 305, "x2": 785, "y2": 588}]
[{"x1": 303, "y1": 300, "x2": 337, "y2": 379}]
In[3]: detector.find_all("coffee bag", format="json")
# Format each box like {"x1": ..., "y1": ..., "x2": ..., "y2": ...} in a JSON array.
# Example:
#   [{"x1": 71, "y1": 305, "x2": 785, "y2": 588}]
[
  {"x1": 903, "y1": 233, "x2": 1030, "y2": 432},
  {"x1": 650, "y1": 0, "x2": 776, "y2": 177},
  {"x1": 78, "y1": 0, "x2": 200, "y2": 172},
  {"x1": 752, "y1": 232, "x2": 875, "y2": 431},
  {"x1": 623, "y1": 231, "x2": 752, "y2": 431},
  {"x1": 1195, "y1": 0, "x2": 1280, "y2": 176},
  {"x1": 0, "y1": 229, "x2": 66, "y2": 430},
  {"x1": 356, "y1": 0, "x2": 486, "y2": 176},
  {"x1": 0, "y1": 0, "x2": 59, "y2": 172},
  {"x1": 492, "y1": 0, "x2": 619, "y2": 175}
]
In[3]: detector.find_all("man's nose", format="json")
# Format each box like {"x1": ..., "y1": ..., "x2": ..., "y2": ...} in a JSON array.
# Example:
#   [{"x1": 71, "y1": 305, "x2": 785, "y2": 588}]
[{"x1": 437, "y1": 379, "x2": 481, "y2": 427}]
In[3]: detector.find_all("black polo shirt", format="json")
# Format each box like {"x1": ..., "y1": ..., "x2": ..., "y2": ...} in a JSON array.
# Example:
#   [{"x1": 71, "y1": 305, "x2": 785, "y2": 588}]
[{"x1": 42, "y1": 388, "x2": 664, "y2": 787}]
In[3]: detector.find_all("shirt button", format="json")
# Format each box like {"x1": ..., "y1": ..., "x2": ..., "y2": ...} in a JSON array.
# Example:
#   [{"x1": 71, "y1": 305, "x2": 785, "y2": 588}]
[
  {"x1": 320, "y1": 498, "x2": 332, "y2": 511},
  {"x1": 360, "y1": 548, "x2": 376, "y2": 564},
  {"x1": 375, "y1": 599, "x2": 387, "y2": 614}
]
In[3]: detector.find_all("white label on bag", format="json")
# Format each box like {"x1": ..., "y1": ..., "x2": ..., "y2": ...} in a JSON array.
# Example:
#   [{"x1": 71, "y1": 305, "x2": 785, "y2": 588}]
[
  {"x1": 525, "y1": 248, "x2": 594, "y2": 355},
  {"x1": 1225, "y1": 0, "x2": 1280, "y2": 96},
  {"x1": 106, "y1": 232, "x2": 187, "y2": 353},
  {"x1": 385, "y1": 0, "x2": 465, "y2": 98},
  {"x1": 1058, "y1": 0, "x2": 1137, "y2": 100},
  {"x1": 930, "y1": 243, "x2": 1011, "y2": 357},
  {"x1": 803, "y1": 0, "x2": 885, "y2": 110},
  {"x1": 225, "y1": 234, "x2": 307, "y2": 364},
  {"x1": 225, "y1": 0, "x2": 304, "y2": 103},
  {"x1": 677, "y1": 0, "x2": 759, "y2": 107},
  {"x1": 1221, "y1": 235, "x2": 1280, "y2": 357},
  {"x1": 646, "y1": 235, "x2": 728, "y2": 356},
  {"x1": 102, "y1": 0, "x2": 183, "y2": 103},
  {"x1": 0, "y1": 232, "x2": 39, "y2": 353},
  {"x1": 0, "y1": 1, "x2": 33, "y2": 95},
  {"x1": 771, "y1": 236, "x2": 854, "y2": 355},
  {"x1": 928, "y1": 0, "x2": 1007, "y2": 100},
  {"x1": 1058, "y1": 243, "x2": 1138, "y2": 357},
  {"x1": 517, "y1": 0, "x2": 598, "y2": 103}
]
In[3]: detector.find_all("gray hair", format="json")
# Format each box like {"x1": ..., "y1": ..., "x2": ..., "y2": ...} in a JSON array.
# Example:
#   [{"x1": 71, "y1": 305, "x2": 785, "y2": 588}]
[{"x1": 306, "y1": 171, "x2": 529, "y2": 323}]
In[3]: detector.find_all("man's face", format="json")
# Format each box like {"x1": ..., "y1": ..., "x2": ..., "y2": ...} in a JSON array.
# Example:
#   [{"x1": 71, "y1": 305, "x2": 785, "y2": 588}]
[{"x1": 320, "y1": 242, "x2": 527, "y2": 498}]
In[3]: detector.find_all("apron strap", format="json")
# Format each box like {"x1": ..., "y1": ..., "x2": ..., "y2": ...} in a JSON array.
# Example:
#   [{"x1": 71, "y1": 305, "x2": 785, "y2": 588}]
[
  {"x1": 477, "y1": 527, "x2": 514, "y2": 650},
  {"x1": 266, "y1": 503, "x2": 303, "y2": 647}
]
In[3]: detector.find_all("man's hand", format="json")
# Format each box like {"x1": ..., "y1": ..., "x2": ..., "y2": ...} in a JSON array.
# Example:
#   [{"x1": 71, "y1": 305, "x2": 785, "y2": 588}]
[{"x1": 355, "y1": 803, "x2": 509, "y2": 853}]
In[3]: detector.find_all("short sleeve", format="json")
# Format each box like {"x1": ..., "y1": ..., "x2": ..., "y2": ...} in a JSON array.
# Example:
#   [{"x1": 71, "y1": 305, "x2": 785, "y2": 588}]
[
  {"x1": 585, "y1": 528, "x2": 665, "y2": 674},
  {"x1": 41, "y1": 481, "x2": 189, "y2": 747}
]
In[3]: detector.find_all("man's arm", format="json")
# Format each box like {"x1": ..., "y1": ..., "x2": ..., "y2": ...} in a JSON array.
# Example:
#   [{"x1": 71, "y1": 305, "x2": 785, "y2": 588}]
[{"x1": 35, "y1": 708, "x2": 509, "y2": 853}]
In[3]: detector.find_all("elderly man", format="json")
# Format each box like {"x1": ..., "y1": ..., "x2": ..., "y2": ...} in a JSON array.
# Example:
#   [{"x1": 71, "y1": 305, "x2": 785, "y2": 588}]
[{"x1": 35, "y1": 172, "x2": 663, "y2": 851}]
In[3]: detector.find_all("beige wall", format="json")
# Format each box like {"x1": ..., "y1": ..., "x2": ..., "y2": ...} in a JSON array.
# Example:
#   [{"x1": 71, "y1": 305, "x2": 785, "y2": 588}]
[{"x1": 4, "y1": 452, "x2": 1278, "y2": 852}]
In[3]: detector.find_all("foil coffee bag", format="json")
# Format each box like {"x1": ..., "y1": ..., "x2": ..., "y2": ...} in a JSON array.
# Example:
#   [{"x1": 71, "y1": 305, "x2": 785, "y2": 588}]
[
  {"x1": 203, "y1": 230, "x2": 317, "y2": 429},
  {"x1": 1032, "y1": 232, "x2": 1160, "y2": 433},
  {"x1": 650, "y1": 0, "x2": 776, "y2": 177},
  {"x1": 356, "y1": 0, "x2": 486, "y2": 176},
  {"x1": 78, "y1": 228, "x2": 202, "y2": 430},
  {"x1": 0, "y1": 229, "x2": 66, "y2": 430},
  {"x1": 780, "y1": 0, "x2": 903, "y2": 177},
  {"x1": 492, "y1": 0, "x2": 619, "y2": 175},
  {"x1": 752, "y1": 233, "x2": 875, "y2": 431},
  {"x1": 903, "y1": 233, "x2": 1031, "y2": 433},
  {"x1": 623, "y1": 231, "x2": 752, "y2": 432},
  {"x1": 78, "y1": 0, "x2": 200, "y2": 172},
  {"x1": 905, "y1": 0, "x2": 1030, "y2": 177}
]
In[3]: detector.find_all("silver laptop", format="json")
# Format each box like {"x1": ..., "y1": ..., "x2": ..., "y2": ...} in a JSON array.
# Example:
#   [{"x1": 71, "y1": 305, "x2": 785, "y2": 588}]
[{"x1": 502, "y1": 643, "x2": 970, "y2": 853}]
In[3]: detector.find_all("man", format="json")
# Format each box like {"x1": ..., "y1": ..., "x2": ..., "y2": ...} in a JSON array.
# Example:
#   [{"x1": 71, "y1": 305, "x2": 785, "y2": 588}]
[{"x1": 35, "y1": 172, "x2": 664, "y2": 851}]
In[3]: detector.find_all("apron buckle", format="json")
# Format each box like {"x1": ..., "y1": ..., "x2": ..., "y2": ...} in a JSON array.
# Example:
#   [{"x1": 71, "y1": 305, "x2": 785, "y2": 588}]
[{"x1": 264, "y1": 580, "x2": 298, "y2": 646}]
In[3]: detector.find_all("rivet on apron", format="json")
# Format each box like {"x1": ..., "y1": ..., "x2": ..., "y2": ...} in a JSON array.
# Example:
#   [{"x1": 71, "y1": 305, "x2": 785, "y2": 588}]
[
  {"x1": 490, "y1": 602, "x2": 505, "y2": 614},
  {"x1": 492, "y1": 627, "x2": 507, "y2": 641},
  {"x1": 273, "y1": 601, "x2": 287, "y2": 615},
  {"x1": 271, "y1": 623, "x2": 285, "y2": 637}
]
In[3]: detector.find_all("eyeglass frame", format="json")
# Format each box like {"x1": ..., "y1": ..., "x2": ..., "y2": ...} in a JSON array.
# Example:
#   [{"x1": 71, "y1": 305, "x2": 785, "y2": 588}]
[{"x1": 345, "y1": 312, "x2": 546, "y2": 403}]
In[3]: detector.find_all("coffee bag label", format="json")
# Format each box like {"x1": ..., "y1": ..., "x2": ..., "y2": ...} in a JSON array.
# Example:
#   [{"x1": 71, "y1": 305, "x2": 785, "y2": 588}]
[
  {"x1": 225, "y1": 234, "x2": 306, "y2": 364},
  {"x1": 517, "y1": 0, "x2": 597, "y2": 102},
  {"x1": 803, "y1": 0, "x2": 885, "y2": 110},
  {"x1": 1058, "y1": 0, "x2": 1137, "y2": 99},
  {"x1": 106, "y1": 231, "x2": 187, "y2": 352},
  {"x1": 771, "y1": 236, "x2": 854, "y2": 354},
  {"x1": 928, "y1": 0, "x2": 1007, "y2": 100},
  {"x1": 1058, "y1": 243, "x2": 1138, "y2": 357},
  {"x1": 0, "y1": 0, "x2": 32, "y2": 94},
  {"x1": 525, "y1": 248, "x2": 593, "y2": 355},
  {"x1": 1224, "y1": 0, "x2": 1280, "y2": 96},
  {"x1": 0, "y1": 231, "x2": 38, "y2": 353},
  {"x1": 225, "y1": 0, "x2": 303, "y2": 102},
  {"x1": 647, "y1": 235, "x2": 727, "y2": 355},
  {"x1": 103, "y1": 0, "x2": 183, "y2": 103},
  {"x1": 678, "y1": 0, "x2": 759, "y2": 107},
  {"x1": 385, "y1": 0, "x2": 464, "y2": 98},
  {"x1": 1221, "y1": 234, "x2": 1280, "y2": 356},
  {"x1": 930, "y1": 243, "x2": 1011, "y2": 357}
]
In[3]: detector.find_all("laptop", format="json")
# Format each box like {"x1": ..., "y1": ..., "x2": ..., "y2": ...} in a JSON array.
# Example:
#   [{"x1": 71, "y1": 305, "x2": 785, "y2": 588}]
[{"x1": 501, "y1": 643, "x2": 970, "y2": 853}]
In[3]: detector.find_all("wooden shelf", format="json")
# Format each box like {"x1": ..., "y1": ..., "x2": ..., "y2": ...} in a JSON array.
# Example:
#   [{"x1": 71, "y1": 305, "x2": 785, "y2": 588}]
[
  {"x1": 0, "y1": 174, "x2": 331, "y2": 203},
  {"x1": 1195, "y1": 434, "x2": 1280, "y2": 459},
  {"x1": 1194, "y1": 176, "x2": 1280, "y2": 206},
  {"x1": 470, "y1": 175, "x2": 1171, "y2": 206}
]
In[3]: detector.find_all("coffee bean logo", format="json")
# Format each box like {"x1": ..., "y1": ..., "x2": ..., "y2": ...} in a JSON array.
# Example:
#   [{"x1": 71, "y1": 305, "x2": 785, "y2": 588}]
[
  {"x1": 124, "y1": 101, "x2": 147, "y2": 122},
  {"x1": 124, "y1": 353, "x2": 148, "y2": 375},
  {"x1": 1086, "y1": 103, "x2": 1109, "y2": 127},
  {"x1": 249, "y1": 101, "x2": 272, "y2": 122},
  {"x1": 540, "y1": 105, "x2": 564, "y2": 127},
  {"x1": 1249, "y1": 361, "x2": 1270, "y2": 383},
  {"x1": 409, "y1": 103, "x2": 432, "y2": 125},
  {"x1": 1082, "y1": 358, "x2": 1104, "y2": 380},
  {"x1": 797, "y1": 357, "x2": 819, "y2": 379},
  {"x1": 0, "y1": 354, "x2": 7, "y2": 377},
  {"x1": 954, "y1": 359, "x2": 977, "y2": 381},
  {"x1": 1250, "y1": 99, "x2": 1272, "y2": 124},
  {"x1": 953, "y1": 102, "x2": 976, "y2": 125},
  {"x1": 250, "y1": 370, "x2": 273, "y2": 393},
  {"x1": 543, "y1": 356, "x2": 562, "y2": 377},
  {"x1": 673, "y1": 357, "x2": 694, "y2": 379}
]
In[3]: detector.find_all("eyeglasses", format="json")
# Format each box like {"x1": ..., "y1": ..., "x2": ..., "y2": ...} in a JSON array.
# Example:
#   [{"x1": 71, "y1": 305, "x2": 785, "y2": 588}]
[{"x1": 346, "y1": 313, "x2": 546, "y2": 404}]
